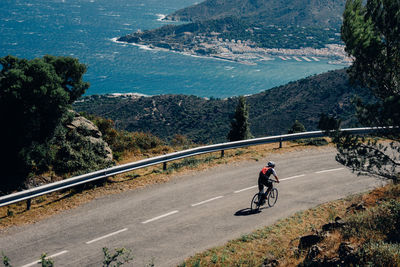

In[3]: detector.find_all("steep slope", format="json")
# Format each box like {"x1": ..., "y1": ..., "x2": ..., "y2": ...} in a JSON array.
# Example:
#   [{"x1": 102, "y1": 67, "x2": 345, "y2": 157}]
[{"x1": 74, "y1": 69, "x2": 373, "y2": 144}]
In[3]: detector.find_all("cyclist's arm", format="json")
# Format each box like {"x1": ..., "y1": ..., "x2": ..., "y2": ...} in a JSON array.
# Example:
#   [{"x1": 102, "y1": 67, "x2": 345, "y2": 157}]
[{"x1": 272, "y1": 169, "x2": 280, "y2": 183}]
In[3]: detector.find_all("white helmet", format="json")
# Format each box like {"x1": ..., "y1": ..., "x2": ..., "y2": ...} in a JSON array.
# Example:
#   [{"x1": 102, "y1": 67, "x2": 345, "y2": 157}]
[{"x1": 267, "y1": 161, "x2": 275, "y2": 168}]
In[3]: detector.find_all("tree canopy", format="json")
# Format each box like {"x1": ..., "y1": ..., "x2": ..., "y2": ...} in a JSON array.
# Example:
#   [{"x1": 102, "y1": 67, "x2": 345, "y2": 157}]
[
  {"x1": 337, "y1": 0, "x2": 400, "y2": 181},
  {"x1": 0, "y1": 55, "x2": 90, "y2": 192}
]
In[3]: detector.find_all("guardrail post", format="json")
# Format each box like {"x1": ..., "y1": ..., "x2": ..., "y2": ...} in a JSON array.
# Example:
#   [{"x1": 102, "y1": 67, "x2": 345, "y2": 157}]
[
  {"x1": 27, "y1": 199, "x2": 31, "y2": 210},
  {"x1": 221, "y1": 150, "x2": 225, "y2": 158},
  {"x1": 279, "y1": 138, "x2": 283, "y2": 149},
  {"x1": 163, "y1": 162, "x2": 167, "y2": 171}
]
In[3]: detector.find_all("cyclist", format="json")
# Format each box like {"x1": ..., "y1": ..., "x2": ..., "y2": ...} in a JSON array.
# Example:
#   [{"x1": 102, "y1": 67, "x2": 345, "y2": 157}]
[{"x1": 258, "y1": 161, "x2": 280, "y2": 204}]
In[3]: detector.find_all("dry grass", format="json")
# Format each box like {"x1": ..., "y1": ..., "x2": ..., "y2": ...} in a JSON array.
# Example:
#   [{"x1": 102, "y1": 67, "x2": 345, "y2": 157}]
[
  {"x1": 180, "y1": 183, "x2": 400, "y2": 267},
  {"x1": 180, "y1": 198, "x2": 352, "y2": 267},
  {"x1": 0, "y1": 141, "x2": 329, "y2": 232}
]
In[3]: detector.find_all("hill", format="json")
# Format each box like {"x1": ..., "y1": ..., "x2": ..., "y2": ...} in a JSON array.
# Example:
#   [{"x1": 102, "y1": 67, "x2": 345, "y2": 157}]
[
  {"x1": 118, "y1": 0, "x2": 347, "y2": 60},
  {"x1": 165, "y1": 0, "x2": 345, "y2": 29},
  {"x1": 73, "y1": 69, "x2": 373, "y2": 144}
]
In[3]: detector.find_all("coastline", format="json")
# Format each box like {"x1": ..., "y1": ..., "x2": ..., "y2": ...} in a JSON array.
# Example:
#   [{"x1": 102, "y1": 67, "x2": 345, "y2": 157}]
[{"x1": 113, "y1": 36, "x2": 352, "y2": 66}]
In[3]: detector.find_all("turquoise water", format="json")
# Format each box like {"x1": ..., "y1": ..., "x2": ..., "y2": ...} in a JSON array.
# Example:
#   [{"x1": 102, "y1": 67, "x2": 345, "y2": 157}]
[{"x1": 0, "y1": 0, "x2": 344, "y2": 98}]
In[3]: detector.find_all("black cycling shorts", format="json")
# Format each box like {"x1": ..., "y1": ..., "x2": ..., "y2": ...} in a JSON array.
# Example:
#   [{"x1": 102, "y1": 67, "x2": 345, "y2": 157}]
[{"x1": 258, "y1": 176, "x2": 272, "y2": 192}]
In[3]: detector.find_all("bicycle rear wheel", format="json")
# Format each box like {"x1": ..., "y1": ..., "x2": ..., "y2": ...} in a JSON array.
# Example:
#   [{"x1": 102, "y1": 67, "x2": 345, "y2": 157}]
[
  {"x1": 267, "y1": 188, "x2": 278, "y2": 207},
  {"x1": 251, "y1": 193, "x2": 261, "y2": 211}
]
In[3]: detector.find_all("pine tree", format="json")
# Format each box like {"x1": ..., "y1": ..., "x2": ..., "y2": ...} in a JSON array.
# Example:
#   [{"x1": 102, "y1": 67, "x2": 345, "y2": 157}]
[
  {"x1": 335, "y1": 0, "x2": 400, "y2": 181},
  {"x1": 228, "y1": 96, "x2": 253, "y2": 141}
]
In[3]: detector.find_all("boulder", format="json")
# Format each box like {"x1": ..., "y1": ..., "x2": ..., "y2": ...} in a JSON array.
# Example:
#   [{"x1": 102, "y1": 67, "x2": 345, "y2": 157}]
[
  {"x1": 67, "y1": 111, "x2": 113, "y2": 161},
  {"x1": 298, "y1": 234, "x2": 323, "y2": 250},
  {"x1": 322, "y1": 216, "x2": 347, "y2": 232}
]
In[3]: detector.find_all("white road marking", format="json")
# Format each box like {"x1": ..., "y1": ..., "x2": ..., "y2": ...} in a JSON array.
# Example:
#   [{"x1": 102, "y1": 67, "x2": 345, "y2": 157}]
[
  {"x1": 234, "y1": 174, "x2": 306, "y2": 193},
  {"x1": 311, "y1": 56, "x2": 320, "y2": 61},
  {"x1": 315, "y1": 168, "x2": 345, "y2": 174},
  {"x1": 142, "y1": 210, "x2": 179, "y2": 224},
  {"x1": 21, "y1": 250, "x2": 68, "y2": 267},
  {"x1": 85, "y1": 228, "x2": 128, "y2": 244},
  {"x1": 280, "y1": 174, "x2": 306, "y2": 181},
  {"x1": 234, "y1": 185, "x2": 258, "y2": 193},
  {"x1": 191, "y1": 196, "x2": 224, "y2": 207}
]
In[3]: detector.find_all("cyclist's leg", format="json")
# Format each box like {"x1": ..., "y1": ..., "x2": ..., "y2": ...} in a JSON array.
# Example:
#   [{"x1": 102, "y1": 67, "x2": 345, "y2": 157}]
[
  {"x1": 266, "y1": 181, "x2": 273, "y2": 195},
  {"x1": 257, "y1": 178, "x2": 265, "y2": 203}
]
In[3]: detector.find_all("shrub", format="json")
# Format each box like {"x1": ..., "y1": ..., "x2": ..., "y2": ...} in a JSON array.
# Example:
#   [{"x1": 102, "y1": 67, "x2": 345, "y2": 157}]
[{"x1": 358, "y1": 241, "x2": 400, "y2": 267}]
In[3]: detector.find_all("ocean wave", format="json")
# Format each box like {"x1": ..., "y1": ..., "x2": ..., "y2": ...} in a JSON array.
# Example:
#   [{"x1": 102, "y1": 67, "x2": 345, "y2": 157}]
[
  {"x1": 107, "y1": 92, "x2": 150, "y2": 98},
  {"x1": 156, "y1": 14, "x2": 166, "y2": 21},
  {"x1": 111, "y1": 37, "x2": 155, "y2": 51}
]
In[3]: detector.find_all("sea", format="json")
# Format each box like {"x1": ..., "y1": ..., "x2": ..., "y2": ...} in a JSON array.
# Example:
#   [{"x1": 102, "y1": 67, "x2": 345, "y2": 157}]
[{"x1": 0, "y1": 0, "x2": 345, "y2": 99}]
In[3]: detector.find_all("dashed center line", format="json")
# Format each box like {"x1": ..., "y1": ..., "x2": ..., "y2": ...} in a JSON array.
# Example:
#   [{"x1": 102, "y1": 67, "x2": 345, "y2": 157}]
[
  {"x1": 315, "y1": 168, "x2": 344, "y2": 174},
  {"x1": 234, "y1": 185, "x2": 258, "y2": 193},
  {"x1": 280, "y1": 174, "x2": 306, "y2": 181},
  {"x1": 142, "y1": 210, "x2": 179, "y2": 224},
  {"x1": 21, "y1": 250, "x2": 68, "y2": 267},
  {"x1": 191, "y1": 196, "x2": 224, "y2": 207},
  {"x1": 86, "y1": 228, "x2": 128, "y2": 244}
]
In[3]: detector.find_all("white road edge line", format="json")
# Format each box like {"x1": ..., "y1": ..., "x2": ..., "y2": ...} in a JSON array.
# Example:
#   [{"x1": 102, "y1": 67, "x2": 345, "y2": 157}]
[
  {"x1": 21, "y1": 250, "x2": 68, "y2": 267},
  {"x1": 191, "y1": 196, "x2": 224, "y2": 207},
  {"x1": 315, "y1": 168, "x2": 345, "y2": 174},
  {"x1": 234, "y1": 185, "x2": 258, "y2": 193},
  {"x1": 142, "y1": 210, "x2": 179, "y2": 224},
  {"x1": 280, "y1": 174, "x2": 306, "y2": 181},
  {"x1": 86, "y1": 228, "x2": 128, "y2": 244}
]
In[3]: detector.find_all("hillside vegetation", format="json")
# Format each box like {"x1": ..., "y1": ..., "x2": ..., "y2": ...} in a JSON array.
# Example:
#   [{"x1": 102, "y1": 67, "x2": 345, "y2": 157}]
[
  {"x1": 74, "y1": 69, "x2": 373, "y2": 144},
  {"x1": 165, "y1": 0, "x2": 345, "y2": 28},
  {"x1": 118, "y1": 0, "x2": 345, "y2": 53}
]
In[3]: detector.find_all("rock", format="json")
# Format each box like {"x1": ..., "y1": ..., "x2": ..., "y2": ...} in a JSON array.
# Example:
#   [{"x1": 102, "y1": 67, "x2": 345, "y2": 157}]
[
  {"x1": 346, "y1": 202, "x2": 366, "y2": 213},
  {"x1": 298, "y1": 234, "x2": 323, "y2": 250},
  {"x1": 306, "y1": 245, "x2": 321, "y2": 261},
  {"x1": 321, "y1": 217, "x2": 347, "y2": 232},
  {"x1": 262, "y1": 253, "x2": 279, "y2": 267},
  {"x1": 338, "y1": 242, "x2": 358, "y2": 264},
  {"x1": 68, "y1": 112, "x2": 102, "y2": 138},
  {"x1": 67, "y1": 111, "x2": 113, "y2": 161}
]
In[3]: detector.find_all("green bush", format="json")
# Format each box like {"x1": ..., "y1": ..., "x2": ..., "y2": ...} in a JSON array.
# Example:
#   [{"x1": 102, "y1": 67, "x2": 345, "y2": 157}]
[
  {"x1": 81, "y1": 113, "x2": 166, "y2": 160},
  {"x1": 358, "y1": 241, "x2": 400, "y2": 267},
  {"x1": 344, "y1": 200, "x2": 400, "y2": 242}
]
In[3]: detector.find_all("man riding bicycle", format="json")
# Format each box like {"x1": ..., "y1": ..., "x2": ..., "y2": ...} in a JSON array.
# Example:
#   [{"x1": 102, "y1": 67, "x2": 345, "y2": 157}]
[{"x1": 258, "y1": 161, "x2": 280, "y2": 205}]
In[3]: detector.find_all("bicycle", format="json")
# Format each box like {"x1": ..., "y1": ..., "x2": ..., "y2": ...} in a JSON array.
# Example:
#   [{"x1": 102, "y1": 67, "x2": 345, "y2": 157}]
[{"x1": 250, "y1": 180, "x2": 278, "y2": 211}]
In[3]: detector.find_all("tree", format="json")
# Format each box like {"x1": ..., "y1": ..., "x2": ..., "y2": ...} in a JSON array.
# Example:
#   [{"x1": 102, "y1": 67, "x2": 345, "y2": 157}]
[
  {"x1": 227, "y1": 96, "x2": 253, "y2": 141},
  {"x1": 336, "y1": 0, "x2": 400, "y2": 181},
  {"x1": 288, "y1": 120, "x2": 306, "y2": 134},
  {"x1": 0, "y1": 55, "x2": 90, "y2": 192},
  {"x1": 318, "y1": 113, "x2": 341, "y2": 132}
]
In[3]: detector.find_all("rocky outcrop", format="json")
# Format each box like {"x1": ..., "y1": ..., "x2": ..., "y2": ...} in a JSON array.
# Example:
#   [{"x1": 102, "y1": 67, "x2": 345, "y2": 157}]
[{"x1": 67, "y1": 111, "x2": 113, "y2": 161}]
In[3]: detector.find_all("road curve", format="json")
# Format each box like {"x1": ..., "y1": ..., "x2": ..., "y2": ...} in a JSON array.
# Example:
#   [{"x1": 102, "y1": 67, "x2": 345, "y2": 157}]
[{"x1": 0, "y1": 147, "x2": 383, "y2": 266}]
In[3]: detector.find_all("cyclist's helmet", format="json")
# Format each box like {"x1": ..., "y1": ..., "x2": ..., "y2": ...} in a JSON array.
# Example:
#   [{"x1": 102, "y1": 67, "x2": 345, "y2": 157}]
[{"x1": 267, "y1": 161, "x2": 275, "y2": 168}]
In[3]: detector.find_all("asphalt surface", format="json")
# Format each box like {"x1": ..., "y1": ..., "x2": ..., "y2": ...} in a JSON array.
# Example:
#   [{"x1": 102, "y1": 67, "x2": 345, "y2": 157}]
[{"x1": 0, "y1": 147, "x2": 384, "y2": 266}]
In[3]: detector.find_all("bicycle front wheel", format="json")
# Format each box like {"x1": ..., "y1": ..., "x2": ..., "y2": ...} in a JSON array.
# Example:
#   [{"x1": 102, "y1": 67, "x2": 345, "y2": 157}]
[
  {"x1": 267, "y1": 188, "x2": 278, "y2": 207},
  {"x1": 251, "y1": 193, "x2": 261, "y2": 211}
]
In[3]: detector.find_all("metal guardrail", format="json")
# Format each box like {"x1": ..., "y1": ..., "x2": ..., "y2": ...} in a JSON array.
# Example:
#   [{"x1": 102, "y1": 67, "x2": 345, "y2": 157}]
[{"x1": 0, "y1": 127, "x2": 386, "y2": 208}]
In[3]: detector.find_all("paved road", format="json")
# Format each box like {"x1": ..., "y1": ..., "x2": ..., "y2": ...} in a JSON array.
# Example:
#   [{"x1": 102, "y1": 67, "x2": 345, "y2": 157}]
[{"x1": 0, "y1": 147, "x2": 383, "y2": 266}]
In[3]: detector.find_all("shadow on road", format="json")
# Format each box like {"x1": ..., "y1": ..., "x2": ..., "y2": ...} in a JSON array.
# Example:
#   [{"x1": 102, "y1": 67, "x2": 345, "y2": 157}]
[{"x1": 234, "y1": 208, "x2": 261, "y2": 216}]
